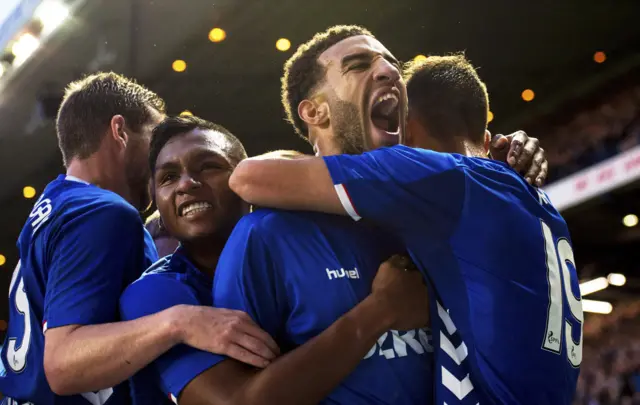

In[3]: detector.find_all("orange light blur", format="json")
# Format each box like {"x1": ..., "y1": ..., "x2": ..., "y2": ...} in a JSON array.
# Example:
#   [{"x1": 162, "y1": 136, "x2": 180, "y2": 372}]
[{"x1": 522, "y1": 89, "x2": 535, "y2": 102}]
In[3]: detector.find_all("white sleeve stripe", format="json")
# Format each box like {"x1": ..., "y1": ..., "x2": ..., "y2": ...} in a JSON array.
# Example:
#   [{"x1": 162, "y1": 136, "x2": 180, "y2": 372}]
[{"x1": 334, "y1": 184, "x2": 361, "y2": 221}]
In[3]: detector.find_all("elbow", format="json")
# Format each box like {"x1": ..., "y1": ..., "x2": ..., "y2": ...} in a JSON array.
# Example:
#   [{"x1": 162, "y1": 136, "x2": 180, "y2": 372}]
[{"x1": 44, "y1": 355, "x2": 75, "y2": 396}]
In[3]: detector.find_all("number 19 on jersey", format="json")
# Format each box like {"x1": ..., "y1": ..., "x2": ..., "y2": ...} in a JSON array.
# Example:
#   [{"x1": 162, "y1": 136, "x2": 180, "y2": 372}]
[{"x1": 541, "y1": 221, "x2": 583, "y2": 367}]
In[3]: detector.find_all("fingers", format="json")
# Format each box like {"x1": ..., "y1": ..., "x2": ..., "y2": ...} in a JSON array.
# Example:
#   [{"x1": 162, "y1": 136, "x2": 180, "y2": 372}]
[
  {"x1": 511, "y1": 132, "x2": 540, "y2": 173},
  {"x1": 507, "y1": 131, "x2": 527, "y2": 167},
  {"x1": 231, "y1": 311, "x2": 280, "y2": 356},
  {"x1": 234, "y1": 331, "x2": 279, "y2": 361},
  {"x1": 524, "y1": 148, "x2": 545, "y2": 185},
  {"x1": 537, "y1": 159, "x2": 548, "y2": 187},
  {"x1": 489, "y1": 134, "x2": 510, "y2": 162},
  {"x1": 225, "y1": 343, "x2": 271, "y2": 368},
  {"x1": 385, "y1": 254, "x2": 412, "y2": 270},
  {"x1": 517, "y1": 137, "x2": 540, "y2": 174}
]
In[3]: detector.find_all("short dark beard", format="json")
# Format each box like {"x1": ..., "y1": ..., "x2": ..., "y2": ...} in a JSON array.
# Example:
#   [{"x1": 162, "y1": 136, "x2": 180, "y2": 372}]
[{"x1": 331, "y1": 99, "x2": 366, "y2": 155}]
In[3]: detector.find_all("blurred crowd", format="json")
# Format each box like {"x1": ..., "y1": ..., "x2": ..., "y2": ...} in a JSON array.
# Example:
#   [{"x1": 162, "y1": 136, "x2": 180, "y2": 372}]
[
  {"x1": 575, "y1": 300, "x2": 640, "y2": 405},
  {"x1": 545, "y1": 84, "x2": 640, "y2": 182}
]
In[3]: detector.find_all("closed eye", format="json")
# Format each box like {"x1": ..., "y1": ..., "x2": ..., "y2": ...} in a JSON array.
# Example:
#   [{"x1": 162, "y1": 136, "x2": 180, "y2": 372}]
[{"x1": 348, "y1": 62, "x2": 370, "y2": 71}]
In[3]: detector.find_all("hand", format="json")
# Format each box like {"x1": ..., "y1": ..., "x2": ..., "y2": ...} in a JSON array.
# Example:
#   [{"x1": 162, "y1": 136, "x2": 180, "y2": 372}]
[
  {"x1": 371, "y1": 255, "x2": 430, "y2": 331},
  {"x1": 489, "y1": 130, "x2": 548, "y2": 187},
  {"x1": 173, "y1": 305, "x2": 280, "y2": 368}
]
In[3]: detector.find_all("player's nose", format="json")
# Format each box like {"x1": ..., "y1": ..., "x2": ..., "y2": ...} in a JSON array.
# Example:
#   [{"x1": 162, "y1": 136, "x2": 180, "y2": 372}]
[
  {"x1": 176, "y1": 173, "x2": 202, "y2": 194},
  {"x1": 372, "y1": 58, "x2": 401, "y2": 84}
]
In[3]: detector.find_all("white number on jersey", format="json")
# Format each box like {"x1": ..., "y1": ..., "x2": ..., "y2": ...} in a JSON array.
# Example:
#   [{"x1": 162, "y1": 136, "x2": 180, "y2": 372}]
[
  {"x1": 541, "y1": 221, "x2": 583, "y2": 367},
  {"x1": 6, "y1": 262, "x2": 32, "y2": 372}
]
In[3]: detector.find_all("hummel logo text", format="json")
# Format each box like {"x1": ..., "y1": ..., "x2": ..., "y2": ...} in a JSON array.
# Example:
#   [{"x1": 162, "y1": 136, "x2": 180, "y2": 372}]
[{"x1": 326, "y1": 267, "x2": 360, "y2": 280}]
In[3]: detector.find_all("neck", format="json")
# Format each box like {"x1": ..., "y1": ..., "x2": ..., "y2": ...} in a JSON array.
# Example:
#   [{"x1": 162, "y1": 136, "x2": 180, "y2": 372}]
[
  {"x1": 463, "y1": 139, "x2": 486, "y2": 157},
  {"x1": 310, "y1": 129, "x2": 343, "y2": 157},
  {"x1": 409, "y1": 135, "x2": 468, "y2": 155},
  {"x1": 181, "y1": 237, "x2": 226, "y2": 278},
  {"x1": 66, "y1": 154, "x2": 131, "y2": 202}
]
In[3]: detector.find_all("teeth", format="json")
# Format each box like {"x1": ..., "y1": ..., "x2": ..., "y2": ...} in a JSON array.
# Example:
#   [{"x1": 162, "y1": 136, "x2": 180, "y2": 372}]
[
  {"x1": 181, "y1": 202, "x2": 212, "y2": 216},
  {"x1": 376, "y1": 93, "x2": 398, "y2": 105},
  {"x1": 374, "y1": 93, "x2": 399, "y2": 116}
]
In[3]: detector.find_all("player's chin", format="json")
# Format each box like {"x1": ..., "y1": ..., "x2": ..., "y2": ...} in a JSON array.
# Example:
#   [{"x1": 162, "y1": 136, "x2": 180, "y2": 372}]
[{"x1": 177, "y1": 222, "x2": 218, "y2": 241}]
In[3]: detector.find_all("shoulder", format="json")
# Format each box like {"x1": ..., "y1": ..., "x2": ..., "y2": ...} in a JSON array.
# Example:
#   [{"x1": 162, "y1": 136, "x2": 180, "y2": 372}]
[
  {"x1": 134, "y1": 252, "x2": 195, "y2": 284},
  {"x1": 460, "y1": 156, "x2": 529, "y2": 185},
  {"x1": 393, "y1": 145, "x2": 462, "y2": 169},
  {"x1": 141, "y1": 255, "x2": 176, "y2": 278},
  {"x1": 232, "y1": 209, "x2": 312, "y2": 238},
  {"x1": 121, "y1": 254, "x2": 196, "y2": 315},
  {"x1": 45, "y1": 180, "x2": 141, "y2": 229}
]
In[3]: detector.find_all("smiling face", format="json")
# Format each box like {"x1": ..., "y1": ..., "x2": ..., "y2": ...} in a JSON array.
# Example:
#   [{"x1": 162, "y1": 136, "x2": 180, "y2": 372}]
[
  {"x1": 153, "y1": 129, "x2": 247, "y2": 244},
  {"x1": 315, "y1": 35, "x2": 407, "y2": 153}
]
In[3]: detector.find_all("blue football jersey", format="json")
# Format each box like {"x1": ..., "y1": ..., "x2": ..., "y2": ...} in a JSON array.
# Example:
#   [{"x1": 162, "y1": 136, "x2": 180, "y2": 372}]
[
  {"x1": 120, "y1": 247, "x2": 225, "y2": 405},
  {"x1": 0, "y1": 175, "x2": 158, "y2": 405},
  {"x1": 213, "y1": 209, "x2": 433, "y2": 405},
  {"x1": 323, "y1": 145, "x2": 582, "y2": 405}
]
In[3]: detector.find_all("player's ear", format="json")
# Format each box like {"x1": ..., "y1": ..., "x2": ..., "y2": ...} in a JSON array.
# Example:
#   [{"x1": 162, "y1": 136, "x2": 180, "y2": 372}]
[
  {"x1": 298, "y1": 99, "x2": 329, "y2": 128},
  {"x1": 109, "y1": 115, "x2": 128, "y2": 150},
  {"x1": 483, "y1": 129, "x2": 491, "y2": 155}
]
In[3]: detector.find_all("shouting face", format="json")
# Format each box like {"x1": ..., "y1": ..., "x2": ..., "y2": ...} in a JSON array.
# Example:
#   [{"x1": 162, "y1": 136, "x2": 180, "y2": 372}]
[{"x1": 314, "y1": 35, "x2": 407, "y2": 154}]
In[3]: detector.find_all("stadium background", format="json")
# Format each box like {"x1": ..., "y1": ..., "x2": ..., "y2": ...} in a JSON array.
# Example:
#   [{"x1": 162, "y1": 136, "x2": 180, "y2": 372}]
[{"x1": 0, "y1": 0, "x2": 638, "y2": 403}]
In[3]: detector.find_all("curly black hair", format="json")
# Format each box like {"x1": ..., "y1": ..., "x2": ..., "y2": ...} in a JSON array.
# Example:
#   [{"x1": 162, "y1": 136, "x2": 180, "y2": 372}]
[{"x1": 281, "y1": 25, "x2": 373, "y2": 140}]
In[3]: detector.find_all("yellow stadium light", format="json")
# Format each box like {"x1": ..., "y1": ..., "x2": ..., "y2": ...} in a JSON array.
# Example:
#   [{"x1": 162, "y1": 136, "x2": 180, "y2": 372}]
[
  {"x1": 12, "y1": 33, "x2": 40, "y2": 65},
  {"x1": 579, "y1": 277, "x2": 608, "y2": 296},
  {"x1": 209, "y1": 28, "x2": 226, "y2": 43},
  {"x1": 414, "y1": 54, "x2": 428, "y2": 62},
  {"x1": 23, "y1": 186, "x2": 36, "y2": 199},
  {"x1": 35, "y1": 0, "x2": 70, "y2": 36},
  {"x1": 276, "y1": 38, "x2": 291, "y2": 52},
  {"x1": 623, "y1": 214, "x2": 638, "y2": 227},
  {"x1": 0, "y1": 255, "x2": 5, "y2": 266},
  {"x1": 593, "y1": 51, "x2": 606, "y2": 64},
  {"x1": 582, "y1": 299, "x2": 612, "y2": 314},
  {"x1": 607, "y1": 273, "x2": 626, "y2": 287},
  {"x1": 521, "y1": 89, "x2": 535, "y2": 102},
  {"x1": 180, "y1": 110, "x2": 193, "y2": 117},
  {"x1": 487, "y1": 111, "x2": 494, "y2": 123},
  {"x1": 172, "y1": 60, "x2": 187, "y2": 73}
]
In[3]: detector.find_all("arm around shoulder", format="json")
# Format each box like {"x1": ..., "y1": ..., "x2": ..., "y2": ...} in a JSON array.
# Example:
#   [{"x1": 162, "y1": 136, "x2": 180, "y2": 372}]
[{"x1": 42, "y1": 202, "x2": 184, "y2": 394}]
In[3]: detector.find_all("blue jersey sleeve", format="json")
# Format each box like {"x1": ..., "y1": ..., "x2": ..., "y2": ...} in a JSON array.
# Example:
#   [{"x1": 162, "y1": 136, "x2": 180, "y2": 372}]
[
  {"x1": 120, "y1": 274, "x2": 224, "y2": 399},
  {"x1": 322, "y1": 145, "x2": 466, "y2": 234},
  {"x1": 213, "y1": 214, "x2": 286, "y2": 339},
  {"x1": 44, "y1": 202, "x2": 147, "y2": 329}
]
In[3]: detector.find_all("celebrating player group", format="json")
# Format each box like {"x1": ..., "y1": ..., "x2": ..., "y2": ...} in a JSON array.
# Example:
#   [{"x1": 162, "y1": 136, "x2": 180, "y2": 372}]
[{"x1": 0, "y1": 24, "x2": 580, "y2": 405}]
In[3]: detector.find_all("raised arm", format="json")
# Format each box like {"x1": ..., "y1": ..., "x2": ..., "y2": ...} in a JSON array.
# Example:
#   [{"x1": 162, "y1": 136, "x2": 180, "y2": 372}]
[
  {"x1": 230, "y1": 131, "x2": 548, "y2": 216},
  {"x1": 180, "y1": 255, "x2": 429, "y2": 405},
  {"x1": 229, "y1": 155, "x2": 345, "y2": 215}
]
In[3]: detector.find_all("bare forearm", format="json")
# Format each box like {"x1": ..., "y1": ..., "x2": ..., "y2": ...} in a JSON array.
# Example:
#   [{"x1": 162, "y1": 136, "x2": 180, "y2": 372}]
[
  {"x1": 45, "y1": 307, "x2": 182, "y2": 395},
  {"x1": 237, "y1": 295, "x2": 391, "y2": 405},
  {"x1": 230, "y1": 158, "x2": 344, "y2": 215}
]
